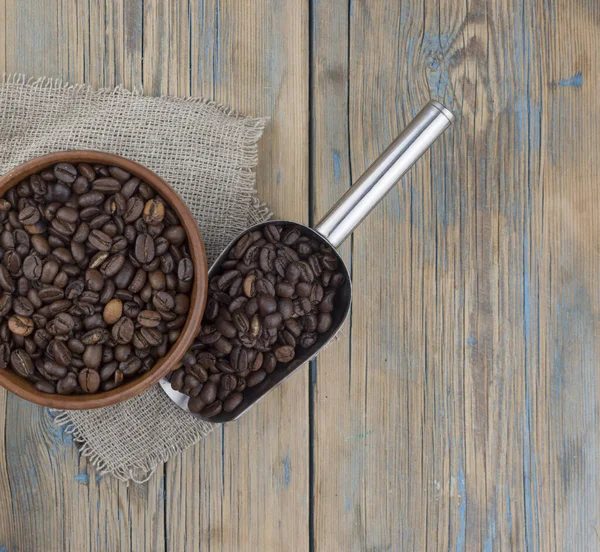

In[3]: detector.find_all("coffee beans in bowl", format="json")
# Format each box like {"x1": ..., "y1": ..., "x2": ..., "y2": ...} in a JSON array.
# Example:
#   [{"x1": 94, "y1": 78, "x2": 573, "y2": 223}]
[
  {"x1": 170, "y1": 223, "x2": 346, "y2": 419},
  {"x1": 0, "y1": 152, "x2": 207, "y2": 409}
]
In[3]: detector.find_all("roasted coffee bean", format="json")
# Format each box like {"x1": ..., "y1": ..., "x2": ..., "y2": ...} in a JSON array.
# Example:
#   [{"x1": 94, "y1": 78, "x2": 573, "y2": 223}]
[
  {"x1": 112, "y1": 317, "x2": 135, "y2": 344},
  {"x1": 257, "y1": 294, "x2": 278, "y2": 316},
  {"x1": 53, "y1": 163, "x2": 78, "y2": 184},
  {"x1": 23, "y1": 255, "x2": 43, "y2": 280},
  {"x1": 263, "y1": 353, "x2": 277, "y2": 374},
  {"x1": 137, "y1": 310, "x2": 161, "y2": 327},
  {"x1": 49, "y1": 339, "x2": 72, "y2": 366},
  {"x1": 317, "y1": 313, "x2": 333, "y2": 333},
  {"x1": 56, "y1": 374, "x2": 78, "y2": 395},
  {"x1": 120, "y1": 357, "x2": 142, "y2": 377},
  {"x1": 82, "y1": 345, "x2": 103, "y2": 368},
  {"x1": 246, "y1": 369, "x2": 267, "y2": 388},
  {"x1": 35, "y1": 380, "x2": 56, "y2": 394},
  {"x1": 13, "y1": 296, "x2": 34, "y2": 317},
  {"x1": 0, "y1": 293, "x2": 12, "y2": 316},
  {"x1": 8, "y1": 315, "x2": 34, "y2": 336},
  {"x1": 81, "y1": 329, "x2": 110, "y2": 345},
  {"x1": 274, "y1": 345, "x2": 295, "y2": 362},
  {"x1": 139, "y1": 327, "x2": 162, "y2": 346},
  {"x1": 223, "y1": 392, "x2": 243, "y2": 412},
  {"x1": 199, "y1": 381, "x2": 217, "y2": 404},
  {"x1": 200, "y1": 400, "x2": 223, "y2": 417},
  {"x1": 153, "y1": 290, "x2": 175, "y2": 312},
  {"x1": 78, "y1": 368, "x2": 101, "y2": 393},
  {"x1": 88, "y1": 229, "x2": 112, "y2": 251},
  {"x1": 10, "y1": 349, "x2": 34, "y2": 378},
  {"x1": 135, "y1": 234, "x2": 155, "y2": 263}
]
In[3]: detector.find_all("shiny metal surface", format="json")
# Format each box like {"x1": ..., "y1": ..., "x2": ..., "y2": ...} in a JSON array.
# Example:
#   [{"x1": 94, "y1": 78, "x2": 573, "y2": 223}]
[
  {"x1": 160, "y1": 101, "x2": 453, "y2": 423},
  {"x1": 315, "y1": 101, "x2": 454, "y2": 247}
]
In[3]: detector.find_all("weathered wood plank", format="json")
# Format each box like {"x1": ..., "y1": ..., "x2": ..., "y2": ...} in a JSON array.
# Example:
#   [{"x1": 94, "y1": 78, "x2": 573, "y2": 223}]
[
  {"x1": 0, "y1": 2, "x2": 163, "y2": 552},
  {"x1": 164, "y1": 2, "x2": 310, "y2": 551},
  {"x1": 311, "y1": 0, "x2": 597, "y2": 550}
]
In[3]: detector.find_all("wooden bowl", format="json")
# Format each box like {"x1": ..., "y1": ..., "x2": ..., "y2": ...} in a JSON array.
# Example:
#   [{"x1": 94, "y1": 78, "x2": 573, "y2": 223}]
[{"x1": 0, "y1": 151, "x2": 208, "y2": 409}]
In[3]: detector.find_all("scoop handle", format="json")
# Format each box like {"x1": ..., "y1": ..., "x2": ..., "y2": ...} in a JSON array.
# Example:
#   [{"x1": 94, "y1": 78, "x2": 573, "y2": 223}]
[{"x1": 314, "y1": 101, "x2": 454, "y2": 248}]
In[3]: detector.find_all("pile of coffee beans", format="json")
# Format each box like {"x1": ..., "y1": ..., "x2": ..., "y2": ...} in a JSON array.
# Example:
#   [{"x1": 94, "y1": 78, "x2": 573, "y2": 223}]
[
  {"x1": 0, "y1": 162, "x2": 193, "y2": 395},
  {"x1": 171, "y1": 223, "x2": 345, "y2": 417}
]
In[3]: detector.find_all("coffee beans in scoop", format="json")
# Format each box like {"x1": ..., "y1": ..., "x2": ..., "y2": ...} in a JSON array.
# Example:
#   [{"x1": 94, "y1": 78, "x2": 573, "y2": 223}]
[
  {"x1": 0, "y1": 162, "x2": 193, "y2": 394},
  {"x1": 172, "y1": 223, "x2": 345, "y2": 418}
]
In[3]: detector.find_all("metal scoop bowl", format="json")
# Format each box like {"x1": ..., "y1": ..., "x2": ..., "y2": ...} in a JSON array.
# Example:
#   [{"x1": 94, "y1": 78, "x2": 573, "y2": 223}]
[{"x1": 160, "y1": 101, "x2": 454, "y2": 422}]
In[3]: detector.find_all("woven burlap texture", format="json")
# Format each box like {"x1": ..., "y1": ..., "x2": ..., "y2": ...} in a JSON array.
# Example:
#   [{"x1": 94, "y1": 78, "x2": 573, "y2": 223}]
[{"x1": 0, "y1": 74, "x2": 270, "y2": 482}]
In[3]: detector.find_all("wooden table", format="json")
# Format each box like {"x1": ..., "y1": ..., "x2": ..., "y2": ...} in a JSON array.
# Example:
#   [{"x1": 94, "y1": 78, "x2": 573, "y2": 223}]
[{"x1": 0, "y1": 1, "x2": 598, "y2": 550}]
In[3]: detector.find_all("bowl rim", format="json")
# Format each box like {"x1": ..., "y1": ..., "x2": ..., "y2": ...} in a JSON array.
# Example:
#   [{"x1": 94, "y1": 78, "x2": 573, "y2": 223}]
[{"x1": 0, "y1": 150, "x2": 208, "y2": 409}]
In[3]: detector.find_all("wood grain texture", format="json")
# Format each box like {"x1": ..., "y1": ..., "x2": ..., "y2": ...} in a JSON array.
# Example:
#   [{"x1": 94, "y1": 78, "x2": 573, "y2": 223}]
[{"x1": 1, "y1": 0, "x2": 599, "y2": 550}]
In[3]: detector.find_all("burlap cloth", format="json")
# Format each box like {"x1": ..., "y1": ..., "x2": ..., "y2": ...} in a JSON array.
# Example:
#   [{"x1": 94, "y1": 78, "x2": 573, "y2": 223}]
[{"x1": 0, "y1": 74, "x2": 270, "y2": 482}]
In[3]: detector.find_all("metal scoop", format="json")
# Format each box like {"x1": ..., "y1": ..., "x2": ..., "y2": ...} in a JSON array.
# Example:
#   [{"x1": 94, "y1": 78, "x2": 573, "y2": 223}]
[{"x1": 161, "y1": 101, "x2": 454, "y2": 422}]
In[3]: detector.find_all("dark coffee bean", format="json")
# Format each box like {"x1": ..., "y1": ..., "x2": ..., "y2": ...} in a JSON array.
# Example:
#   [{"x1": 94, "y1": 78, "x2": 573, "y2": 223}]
[
  {"x1": 81, "y1": 329, "x2": 110, "y2": 345},
  {"x1": 48, "y1": 299, "x2": 72, "y2": 315},
  {"x1": 199, "y1": 381, "x2": 217, "y2": 404},
  {"x1": 246, "y1": 369, "x2": 267, "y2": 387},
  {"x1": 274, "y1": 345, "x2": 295, "y2": 362},
  {"x1": 123, "y1": 301, "x2": 141, "y2": 319},
  {"x1": 53, "y1": 163, "x2": 77, "y2": 184},
  {"x1": 299, "y1": 332, "x2": 318, "y2": 348},
  {"x1": 214, "y1": 336, "x2": 233, "y2": 355},
  {"x1": 43, "y1": 360, "x2": 68, "y2": 379},
  {"x1": 82, "y1": 345, "x2": 102, "y2": 369},
  {"x1": 90, "y1": 214, "x2": 112, "y2": 229},
  {"x1": 128, "y1": 268, "x2": 147, "y2": 293},
  {"x1": 79, "y1": 191, "x2": 105, "y2": 208},
  {"x1": 18, "y1": 205, "x2": 40, "y2": 225},
  {"x1": 199, "y1": 400, "x2": 222, "y2": 418},
  {"x1": 259, "y1": 247, "x2": 276, "y2": 272},
  {"x1": 148, "y1": 270, "x2": 166, "y2": 291},
  {"x1": 215, "y1": 318, "x2": 237, "y2": 339},
  {"x1": 108, "y1": 166, "x2": 131, "y2": 182},
  {"x1": 275, "y1": 281, "x2": 295, "y2": 298},
  {"x1": 317, "y1": 313, "x2": 333, "y2": 333},
  {"x1": 92, "y1": 177, "x2": 121, "y2": 193},
  {"x1": 56, "y1": 374, "x2": 78, "y2": 395},
  {"x1": 293, "y1": 297, "x2": 312, "y2": 316},
  {"x1": 88, "y1": 229, "x2": 112, "y2": 251},
  {"x1": 99, "y1": 361, "x2": 118, "y2": 382},
  {"x1": 120, "y1": 177, "x2": 140, "y2": 199},
  {"x1": 110, "y1": 235, "x2": 128, "y2": 253},
  {"x1": 177, "y1": 258, "x2": 194, "y2": 282},
  {"x1": 153, "y1": 291, "x2": 175, "y2": 312},
  {"x1": 264, "y1": 225, "x2": 281, "y2": 243},
  {"x1": 49, "y1": 339, "x2": 72, "y2": 366},
  {"x1": 139, "y1": 327, "x2": 162, "y2": 346},
  {"x1": 302, "y1": 313, "x2": 318, "y2": 333},
  {"x1": 135, "y1": 234, "x2": 155, "y2": 263},
  {"x1": 31, "y1": 235, "x2": 52, "y2": 255},
  {"x1": 174, "y1": 293, "x2": 190, "y2": 315},
  {"x1": 13, "y1": 296, "x2": 33, "y2": 317},
  {"x1": 112, "y1": 317, "x2": 134, "y2": 344},
  {"x1": 230, "y1": 232, "x2": 254, "y2": 259},
  {"x1": 263, "y1": 353, "x2": 277, "y2": 373},
  {"x1": 255, "y1": 278, "x2": 275, "y2": 296},
  {"x1": 319, "y1": 290, "x2": 336, "y2": 313},
  {"x1": 73, "y1": 222, "x2": 90, "y2": 243},
  {"x1": 72, "y1": 175, "x2": 91, "y2": 195},
  {"x1": 10, "y1": 349, "x2": 34, "y2": 378},
  {"x1": 223, "y1": 392, "x2": 243, "y2": 412},
  {"x1": 310, "y1": 283, "x2": 324, "y2": 304},
  {"x1": 80, "y1": 206, "x2": 102, "y2": 220},
  {"x1": 258, "y1": 294, "x2": 278, "y2": 317},
  {"x1": 78, "y1": 368, "x2": 101, "y2": 393},
  {"x1": 196, "y1": 351, "x2": 216, "y2": 369},
  {"x1": 120, "y1": 357, "x2": 142, "y2": 377},
  {"x1": 114, "y1": 260, "x2": 136, "y2": 289},
  {"x1": 101, "y1": 254, "x2": 126, "y2": 277},
  {"x1": 123, "y1": 197, "x2": 144, "y2": 223},
  {"x1": 46, "y1": 312, "x2": 75, "y2": 335},
  {"x1": 0, "y1": 293, "x2": 12, "y2": 316},
  {"x1": 137, "y1": 310, "x2": 161, "y2": 327},
  {"x1": 0, "y1": 265, "x2": 16, "y2": 292},
  {"x1": 23, "y1": 255, "x2": 43, "y2": 280},
  {"x1": 330, "y1": 272, "x2": 346, "y2": 288},
  {"x1": 85, "y1": 268, "x2": 104, "y2": 292},
  {"x1": 218, "y1": 374, "x2": 237, "y2": 400},
  {"x1": 35, "y1": 380, "x2": 56, "y2": 394},
  {"x1": 281, "y1": 226, "x2": 301, "y2": 245},
  {"x1": 8, "y1": 315, "x2": 34, "y2": 336}
]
